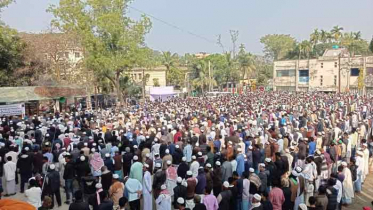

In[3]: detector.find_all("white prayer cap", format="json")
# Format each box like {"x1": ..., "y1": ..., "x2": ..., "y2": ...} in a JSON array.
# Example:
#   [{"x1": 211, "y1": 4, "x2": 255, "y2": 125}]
[
  {"x1": 113, "y1": 174, "x2": 119, "y2": 179},
  {"x1": 25, "y1": 147, "x2": 29, "y2": 151},
  {"x1": 237, "y1": 148, "x2": 242, "y2": 152},
  {"x1": 182, "y1": 157, "x2": 186, "y2": 162},
  {"x1": 206, "y1": 163, "x2": 212, "y2": 168},
  {"x1": 259, "y1": 163, "x2": 265, "y2": 167},
  {"x1": 89, "y1": 136, "x2": 93, "y2": 140},
  {"x1": 249, "y1": 168, "x2": 255, "y2": 173},
  {"x1": 93, "y1": 143, "x2": 97, "y2": 146},
  {"x1": 249, "y1": 146, "x2": 253, "y2": 150},
  {"x1": 216, "y1": 161, "x2": 221, "y2": 166},
  {"x1": 175, "y1": 145, "x2": 180, "y2": 149},
  {"x1": 223, "y1": 181, "x2": 229, "y2": 188},
  {"x1": 195, "y1": 142, "x2": 199, "y2": 147},
  {"x1": 84, "y1": 142, "x2": 88, "y2": 146},
  {"x1": 197, "y1": 152, "x2": 202, "y2": 156},
  {"x1": 228, "y1": 141, "x2": 233, "y2": 145},
  {"x1": 91, "y1": 148, "x2": 96, "y2": 152},
  {"x1": 165, "y1": 149, "x2": 170, "y2": 154},
  {"x1": 341, "y1": 162, "x2": 348, "y2": 167},
  {"x1": 45, "y1": 142, "x2": 50, "y2": 146},
  {"x1": 95, "y1": 183, "x2": 102, "y2": 189},
  {"x1": 253, "y1": 194, "x2": 261, "y2": 201},
  {"x1": 295, "y1": 166, "x2": 303, "y2": 173},
  {"x1": 167, "y1": 160, "x2": 172, "y2": 165},
  {"x1": 291, "y1": 169, "x2": 300, "y2": 177},
  {"x1": 177, "y1": 177, "x2": 183, "y2": 183},
  {"x1": 105, "y1": 153, "x2": 110, "y2": 158},
  {"x1": 80, "y1": 156, "x2": 86, "y2": 161},
  {"x1": 155, "y1": 163, "x2": 162, "y2": 168},
  {"x1": 265, "y1": 158, "x2": 272, "y2": 163},
  {"x1": 145, "y1": 153, "x2": 150, "y2": 158},
  {"x1": 192, "y1": 155, "x2": 196, "y2": 160},
  {"x1": 177, "y1": 197, "x2": 185, "y2": 205},
  {"x1": 144, "y1": 163, "x2": 149, "y2": 168},
  {"x1": 133, "y1": 155, "x2": 138, "y2": 161},
  {"x1": 133, "y1": 145, "x2": 138, "y2": 149},
  {"x1": 49, "y1": 164, "x2": 56, "y2": 170},
  {"x1": 186, "y1": 171, "x2": 193, "y2": 176},
  {"x1": 299, "y1": 203, "x2": 307, "y2": 210}
]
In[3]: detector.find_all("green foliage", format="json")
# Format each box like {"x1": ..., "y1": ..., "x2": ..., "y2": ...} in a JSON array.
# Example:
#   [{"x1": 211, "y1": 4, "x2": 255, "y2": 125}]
[
  {"x1": 260, "y1": 34, "x2": 296, "y2": 60},
  {"x1": 191, "y1": 59, "x2": 216, "y2": 93},
  {"x1": 153, "y1": 78, "x2": 160, "y2": 87},
  {"x1": 237, "y1": 44, "x2": 256, "y2": 80},
  {"x1": 48, "y1": 0, "x2": 152, "y2": 104},
  {"x1": 0, "y1": 25, "x2": 25, "y2": 86},
  {"x1": 161, "y1": 51, "x2": 183, "y2": 87},
  {"x1": 358, "y1": 68, "x2": 364, "y2": 90},
  {"x1": 369, "y1": 37, "x2": 373, "y2": 54}
]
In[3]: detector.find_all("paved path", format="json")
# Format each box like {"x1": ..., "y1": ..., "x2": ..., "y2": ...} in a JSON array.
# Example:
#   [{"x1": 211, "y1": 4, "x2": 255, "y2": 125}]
[{"x1": 7, "y1": 173, "x2": 373, "y2": 210}]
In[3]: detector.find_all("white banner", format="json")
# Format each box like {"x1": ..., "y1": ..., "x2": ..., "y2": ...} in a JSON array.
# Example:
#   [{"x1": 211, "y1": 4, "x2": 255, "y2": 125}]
[{"x1": 0, "y1": 103, "x2": 25, "y2": 116}]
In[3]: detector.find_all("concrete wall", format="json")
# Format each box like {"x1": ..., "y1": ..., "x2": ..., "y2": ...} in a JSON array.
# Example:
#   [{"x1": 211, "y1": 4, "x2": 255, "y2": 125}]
[{"x1": 274, "y1": 55, "x2": 373, "y2": 92}]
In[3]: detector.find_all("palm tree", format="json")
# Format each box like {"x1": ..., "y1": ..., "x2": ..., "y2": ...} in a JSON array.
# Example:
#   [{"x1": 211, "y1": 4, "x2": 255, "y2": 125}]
[
  {"x1": 320, "y1": 30, "x2": 329, "y2": 44},
  {"x1": 299, "y1": 40, "x2": 312, "y2": 59},
  {"x1": 192, "y1": 59, "x2": 216, "y2": 93},
  {"x1": 310, "y1": 29, "x2": 320, "y2": 46},
  {"x1": 162, "y1": 51, "x2": 179, "y2": 86},
  {"x1": 237, "y1": 44, "x2": 256, "y2": 80},
  {"x1": 331, "y1": 25, "x2": 344, "y2": 43},
  {"x1": 353, "y1": 31, "x2": 362, "y2": 40}
]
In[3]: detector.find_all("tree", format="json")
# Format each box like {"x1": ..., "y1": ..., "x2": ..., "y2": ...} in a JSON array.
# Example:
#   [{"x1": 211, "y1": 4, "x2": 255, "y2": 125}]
[
  {"x1": 153, "y1": 78, "x2": 160, "y2": 87},
  {"x1": 310, "y1": 29, "x2": 320, "y2": 47},
  {"x1": 369, "y1": 37, "x2": 373, "y2": 54},
  {"x1": 331, "y1": 25, "x2": 344, "y2": 43},
  {"x1": 48, "y1": 0, "x2": 151, "y2": 106},
  {"x1": 161, "y1": 51, "x2": 181, "y2": 86},
  {"x1": 0, "y1": 26, "x2": 25, "y2": 86},
  {"x1": 260, "y1": 34, "x2": 296, "y2": 60},
  {"x1": 320, "y1": 30, "x2": 329, "y2": 44},
  {"x1": 191, "y1": 59, "x2": 216, "y2": 93},
  {"x1": 237, "y1": 44, "x2": 256, "y2": 80},
  {"x1": 358, "y1": 68, "x2": 364, "y2": 91}
]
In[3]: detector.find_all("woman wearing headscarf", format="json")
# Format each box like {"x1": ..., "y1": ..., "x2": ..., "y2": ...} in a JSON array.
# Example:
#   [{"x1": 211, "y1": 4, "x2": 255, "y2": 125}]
[{"x1": 90, "y1": 152, "x2": 104, "y2": 177}]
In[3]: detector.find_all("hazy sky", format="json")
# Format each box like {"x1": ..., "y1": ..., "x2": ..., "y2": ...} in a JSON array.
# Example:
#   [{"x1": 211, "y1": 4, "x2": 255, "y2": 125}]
[{"x1": 2, "y1": 0, "x2": 373, "y2": 55}]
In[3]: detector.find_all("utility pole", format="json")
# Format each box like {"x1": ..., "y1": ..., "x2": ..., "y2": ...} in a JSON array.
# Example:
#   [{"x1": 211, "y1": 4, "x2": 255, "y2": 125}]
[
  {"x1": 208, "y1": 60, "x2": 211, "y2": 91},
  {"x1": 338, "y1": 54, "x2": 341, "y2": 93}
]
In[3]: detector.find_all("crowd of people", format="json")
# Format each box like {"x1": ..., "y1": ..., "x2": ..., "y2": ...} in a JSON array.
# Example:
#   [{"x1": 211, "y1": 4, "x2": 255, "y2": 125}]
[{"x1": 0, "y1": 91, "x2": 372, "y2": 210}]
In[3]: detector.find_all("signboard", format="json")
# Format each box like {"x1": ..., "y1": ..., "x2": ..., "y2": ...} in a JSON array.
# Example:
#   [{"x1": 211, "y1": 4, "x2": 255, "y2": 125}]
[
  {"x1": 34, "y1": 87, "x2": 86, "y2": 98},
  {"x1": 0, "y1": 103, "x2": 25, "y2": 116}
]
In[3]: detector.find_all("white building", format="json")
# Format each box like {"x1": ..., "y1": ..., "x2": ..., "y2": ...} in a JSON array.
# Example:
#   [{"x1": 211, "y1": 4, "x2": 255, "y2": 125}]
[{"x1": 273, "y1": 48, "x2": 373, "y2": 93}]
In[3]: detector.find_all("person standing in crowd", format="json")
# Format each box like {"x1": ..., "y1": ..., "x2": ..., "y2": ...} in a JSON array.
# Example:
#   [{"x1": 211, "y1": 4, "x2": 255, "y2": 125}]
[
  {"x1": 124, "y1": 177, "x2": 142, "y2": 210},
  {"x1": 68, "y1": 190, "x2": 90, "y2": 210},
  {"x1": 4, "y1": 156, "x2": 16, "y2": 196},
  {"x1": 143, "y1": 163, "x2": 152, "y2": 210},
  {"x1": 45, "y1": 164, "x2": 61, "y2": 208},
  {"x1": 63, "y1": 154, "x2": 74, "y2": 204},
  {"x1": 25, "y1": 178, "x2": 42, "y2": 208}
]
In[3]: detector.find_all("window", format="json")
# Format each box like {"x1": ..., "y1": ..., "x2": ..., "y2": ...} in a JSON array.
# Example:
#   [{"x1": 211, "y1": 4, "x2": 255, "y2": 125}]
[
  {"x1": 334, "y1": 75, "x2": 337, "y2": 85},
  {"x1": 139, "y1": 73, "x2": 142, "y2": 80},
  {"x1": 299, "y1": 69, "x2": 309, "y2": 77},
  {"x1": 75, "y1": 52, "x2": 80, "y2": 58},
  {"x1": 320, "y1": 76, "x2": 323, "y2": 86},
  {"x1": 321, "y1": 63, "x2": 323, "y2": 68},
  {"x1": 350, "y1": 68, "x2": 360, "y2": 76},
  {"x1": 134, "y1": 74, "x2": 137, "y2": 80},
  {"x1": 276, "y1": 69, "x2": 295, "y2": 77},
  {"x1": 64, "y1": 52, "x2": 69, "y2": 58},
  {"x1": 334, "y1": 62, "x2": 338, "y2": 68}
]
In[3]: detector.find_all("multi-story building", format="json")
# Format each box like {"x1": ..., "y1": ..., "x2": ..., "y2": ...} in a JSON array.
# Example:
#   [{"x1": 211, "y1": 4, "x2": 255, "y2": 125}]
[{"x1": 273, "y1": 48, "x2": 373, "y2": 93}]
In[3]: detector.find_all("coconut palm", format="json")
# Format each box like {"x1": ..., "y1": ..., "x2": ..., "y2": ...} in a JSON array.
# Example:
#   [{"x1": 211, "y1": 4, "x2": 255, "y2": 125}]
[
  {"x1": 331, "y1": 25, "x2": 344, "y2": 42},
  {"x1": 192, "y1": 59, "x2": 216, "y2": 93},
  {"x1": 353, "y1": 31, "x2": 362, "y2": 40},
  {"x1": 320, "y1": 30, "x2": 329, "y2": 44},
  {"x1": 237, "y1": 44, "x2": 256, "y2": 80},
  {"x1": 300, "y1": 40, "x2": 312, "y2": 59},
  {"x1": 161, "y1": 51, "x2": 179, "y2": 86},
  {"x1": 310, "y1": 29, "x2": 320, "y2": 46}
]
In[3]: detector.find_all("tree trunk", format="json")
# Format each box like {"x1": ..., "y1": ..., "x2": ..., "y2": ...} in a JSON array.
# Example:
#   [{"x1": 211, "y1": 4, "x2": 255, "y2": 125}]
[{"x1": 115, "y1": 76, "x2": 124, "y2": 107}]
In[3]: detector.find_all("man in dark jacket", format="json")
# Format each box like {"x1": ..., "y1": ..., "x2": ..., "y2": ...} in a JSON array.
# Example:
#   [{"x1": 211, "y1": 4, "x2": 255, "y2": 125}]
[
  {"x1": 69, "y1": 190, "x2": 90, "y2": 210},
  {"x1": 46, "y1": 164, "x2": 62, "y2": 208},
  {"x1": 212, "y1": 161, "x2": 223, "y2": 197},
  {"x1": 177, "y1": 157, "x2": 189, "y2": 179},
  {"x1": 173, "y1": 177, "x2": 187, "y2": 209},
  {"x1": 17, "y1": 149, "x2": 33, "y2": 193},
  {"x1": 172, "y1": 146, "x2": 183, "y2": 165},
  {"x1": 63, "y1": 154, "x2": 75, "y2": 204}
]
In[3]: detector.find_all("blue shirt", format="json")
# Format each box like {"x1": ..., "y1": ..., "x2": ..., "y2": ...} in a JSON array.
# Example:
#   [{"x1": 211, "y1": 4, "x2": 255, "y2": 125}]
[
  {"x1": 213, "y1": 140, "x2": 221, "y2": 151},
  {"x1": 309, "y1": 141, "x2": 316, "y2": 155}
]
